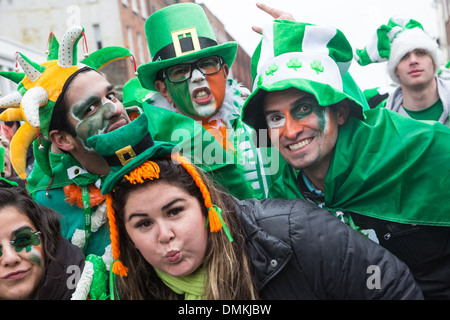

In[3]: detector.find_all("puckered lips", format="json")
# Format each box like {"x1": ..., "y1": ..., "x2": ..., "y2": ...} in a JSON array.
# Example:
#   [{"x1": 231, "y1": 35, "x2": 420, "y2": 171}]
[
  {"x1": 165, "y1": 250, "x2": 181, "y2": 263},
  {"x1": 192, "y1": 87, "x2": 213, "y2": 105}
]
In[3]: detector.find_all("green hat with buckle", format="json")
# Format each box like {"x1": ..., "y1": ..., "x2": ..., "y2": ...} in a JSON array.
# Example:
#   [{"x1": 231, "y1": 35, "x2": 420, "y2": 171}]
[
  {"x1": 86, "y1": 113, "x2": 177, "y2": 194},
  {"x1": 137, "y1": 2, "x2": 238, "y2": 91}
]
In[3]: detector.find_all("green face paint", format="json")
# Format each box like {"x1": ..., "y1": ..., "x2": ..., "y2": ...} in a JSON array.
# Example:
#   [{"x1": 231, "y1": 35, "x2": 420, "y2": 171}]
[
  {"x1": 0, "y1": 227, "x2": 41, "y2": 257},
  {"x1": 70, "y1": 95, "x2": 117, "y2": 148},
  {"x1": 290, "y1": 97, "x2": 327, "y2": 132},
  {"x1": 165, "y1": 80, "x2": 199, "y2": 117},
  {"x1": 266, "y1": 96, "x2": 328, "y2": 130}
]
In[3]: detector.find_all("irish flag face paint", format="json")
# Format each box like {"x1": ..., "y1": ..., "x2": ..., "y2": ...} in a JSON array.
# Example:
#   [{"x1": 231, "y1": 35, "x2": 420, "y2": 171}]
[
  {"x1": 263, "y1": 89, "x2": 340, "y2": 173},
  {"x1": 166, "y1": 67, "x2": 227, "y2": 121},
  {"x1": 0, "y1": 207, "x2": 46, "y2": 300}
]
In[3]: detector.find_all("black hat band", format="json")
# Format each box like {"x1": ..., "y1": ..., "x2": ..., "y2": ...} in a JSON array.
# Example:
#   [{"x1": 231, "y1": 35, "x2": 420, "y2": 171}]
[
  {"x1": 102, "y1": 132, "x2": 154, "y2": 167},
  {"x1": 153, "y1": 36, "x2": 218, "y2": 62}
]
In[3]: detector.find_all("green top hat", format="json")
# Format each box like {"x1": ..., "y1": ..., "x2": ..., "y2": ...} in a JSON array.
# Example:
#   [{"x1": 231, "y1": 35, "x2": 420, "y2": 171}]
[
  {"x1": 87, "y1": 113, "x2": 177, "y2": 194},
  {"x1": 137, "y1": 3, "x2": 238, "y2": 91},
  {"x1": 242, "y1": 20, "x2": 364, "y2": 133}
]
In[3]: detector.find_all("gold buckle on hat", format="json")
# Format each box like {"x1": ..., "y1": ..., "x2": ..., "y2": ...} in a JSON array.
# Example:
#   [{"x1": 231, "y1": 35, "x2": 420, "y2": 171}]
[
  {"x1": 115, "y1": 145, "x2": 137, "y2": 166},
  {"x1": 172, "y1": 27, "x2": 201, "y2": 57}
]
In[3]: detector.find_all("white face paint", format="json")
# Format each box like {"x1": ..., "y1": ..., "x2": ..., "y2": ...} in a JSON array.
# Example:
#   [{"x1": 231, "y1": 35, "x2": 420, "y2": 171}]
[
  {"x1": 64, "y1": 70, "x2": 130, "y2": 150},
  {"x1": 70, "y1": 98, "x2": 119, "y2": 150}
]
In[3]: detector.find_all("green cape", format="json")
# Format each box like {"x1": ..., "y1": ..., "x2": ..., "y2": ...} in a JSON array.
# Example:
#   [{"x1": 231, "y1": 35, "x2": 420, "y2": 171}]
[{"x1": 270, "y1": 107, "x2": 450, "y2": 226}]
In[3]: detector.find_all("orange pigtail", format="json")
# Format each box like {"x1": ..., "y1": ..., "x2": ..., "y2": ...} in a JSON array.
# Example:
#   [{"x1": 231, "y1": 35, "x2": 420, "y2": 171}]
[
  {"x1": 106, "y1": 193, "x2": 128, "y2": 277},
  {"x1": 172, "y1": 153, "x2": 223, "y2": 233}
]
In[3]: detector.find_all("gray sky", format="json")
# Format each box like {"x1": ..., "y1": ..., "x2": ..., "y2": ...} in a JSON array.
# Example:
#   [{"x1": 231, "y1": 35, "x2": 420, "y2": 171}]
[{"x1": 197, "y1": 0, "x2": 439, "y2": 90}]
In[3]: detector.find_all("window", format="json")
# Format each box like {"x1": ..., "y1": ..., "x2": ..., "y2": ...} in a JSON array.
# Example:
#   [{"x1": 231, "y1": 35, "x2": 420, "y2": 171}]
[
  {"x1": 93, "y1": 24, "x2": 102, "y2": 49},
  {"x1": 127, "y1": 27, "x2": 135, "y2": 56},
  {"x1": 137, "y1": 32, "x2": 145, "y2": 65},
  {"x1": 122, "y1": 0, "x2": 129, "y2": 7},
  {"x1": 140, "y1": 0, "x2": 148, "y2": 19},
  {"x1": 131, "y1": 0, "x2": 138, "y2": 14}
]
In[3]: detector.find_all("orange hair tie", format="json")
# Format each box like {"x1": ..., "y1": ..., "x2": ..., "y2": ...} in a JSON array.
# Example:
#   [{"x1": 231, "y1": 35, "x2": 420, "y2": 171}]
[
  {"x1": 106, "y1": 193, "x2": 128, "y2": 277},
  {"x1": 171, "y1": 153, "x2": 223, "y2": 233}
]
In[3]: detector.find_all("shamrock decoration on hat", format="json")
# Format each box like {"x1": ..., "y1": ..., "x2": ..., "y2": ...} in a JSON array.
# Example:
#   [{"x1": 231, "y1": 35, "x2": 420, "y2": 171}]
[
  {"x1": 354, "y1": 17, "x2": 442, "y2": 84},
  {"x1": 243, "y1": 20, "x2": 364, "y2": 133},
  {"x1": 136, "y1": 2, "x2": 238, "y2": 91},
  {"x1": 0, "y1": 25, "x2": 133, "y2": 179}
]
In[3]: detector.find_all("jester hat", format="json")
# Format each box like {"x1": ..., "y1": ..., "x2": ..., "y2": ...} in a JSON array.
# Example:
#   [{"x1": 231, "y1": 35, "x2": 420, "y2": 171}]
[
  {"x1": 242, "y1": 20, "x2": 364, "y2": 134},
  {"x1": 137, "y1": 2, "x2": 238, "y2": 91},
  {"x1": 354, "y1": 17, "x2": 442, "y2": 84},
  {"x1": 0, "y1": 25, "x2": 133, "y2": 179},
  {"x1": 87, "y1": 113, "x2": 233, "y2": 277}
]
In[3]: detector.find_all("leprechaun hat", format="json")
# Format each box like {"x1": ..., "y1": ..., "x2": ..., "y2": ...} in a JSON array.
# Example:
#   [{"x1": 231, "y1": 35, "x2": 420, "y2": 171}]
[
  {"x1": 86, "y1": 112, "x2": 177, "y2": 195},
  {"x1": 137, "y1": 2, "x2": 238, "y2": 91}
]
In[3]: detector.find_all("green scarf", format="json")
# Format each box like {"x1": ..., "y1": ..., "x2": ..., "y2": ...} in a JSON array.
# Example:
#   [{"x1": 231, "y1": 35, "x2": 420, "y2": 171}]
[
  {"x1": 154, "y1": 264, "x2": 207, "y2": 300},
  {"x1": 269, "y1": 107, "x2": 450, "y2": 226}
]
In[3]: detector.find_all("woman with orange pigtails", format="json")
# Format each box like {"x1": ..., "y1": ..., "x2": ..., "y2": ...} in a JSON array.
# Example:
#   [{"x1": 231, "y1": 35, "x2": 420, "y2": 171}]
[{"x1": 87, "y1": 113, "x2": 423, "y2": 300}]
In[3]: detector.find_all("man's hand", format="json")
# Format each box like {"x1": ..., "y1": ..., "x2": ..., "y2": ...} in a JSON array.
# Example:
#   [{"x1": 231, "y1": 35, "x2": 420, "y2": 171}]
[{"x1": 252, "y1": 2, "x2": 295, "y2": 34}]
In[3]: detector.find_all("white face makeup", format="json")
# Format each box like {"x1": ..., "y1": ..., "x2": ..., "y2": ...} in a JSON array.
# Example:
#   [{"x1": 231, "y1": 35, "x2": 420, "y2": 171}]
[{"x1": 65, "y1": 71, "x2": 130, "y2": 150}]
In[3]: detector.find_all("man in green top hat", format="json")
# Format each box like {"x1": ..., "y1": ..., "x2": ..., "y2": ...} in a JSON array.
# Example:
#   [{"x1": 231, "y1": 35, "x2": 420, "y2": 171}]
[
  {"x1": 242, "y1": 19, "x2": 450, "y2": 299},
  {"x1": 355, "y1": 17, "x2": 450, "y2": 125},
  {"x1": 134, "y1": 2, "x2": 273, "y2": 199}
]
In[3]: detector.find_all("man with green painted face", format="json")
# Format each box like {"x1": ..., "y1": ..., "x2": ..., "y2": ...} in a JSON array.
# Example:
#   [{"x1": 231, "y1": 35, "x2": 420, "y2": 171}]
[
  {"x1": 134, "y1": 3, "x2": 273, "y2": 199},
  {"x1": 242, "y1": 20, "x2": 450, "y2": 299}
]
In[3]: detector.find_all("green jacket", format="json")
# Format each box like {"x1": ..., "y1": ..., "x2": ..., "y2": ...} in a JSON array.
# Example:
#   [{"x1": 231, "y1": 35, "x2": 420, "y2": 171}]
[{"x1": 270, "y1": 107, "x2": 450, "y2": 226}]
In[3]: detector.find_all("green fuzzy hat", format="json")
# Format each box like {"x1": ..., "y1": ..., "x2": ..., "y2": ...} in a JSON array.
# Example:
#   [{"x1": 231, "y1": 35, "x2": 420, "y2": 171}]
[
  {"x1": 0, "y1": 26, "x2": 133, "y2": 179},
  {"x1": 242, "y1": 20, "x2": 364, "y2": 134},
  {"x1": 86, "y1": 113, "x2": 177, "y2": 195},
  {"x1": 137, "y1": 3, "x2": 238, "y2": 91}
]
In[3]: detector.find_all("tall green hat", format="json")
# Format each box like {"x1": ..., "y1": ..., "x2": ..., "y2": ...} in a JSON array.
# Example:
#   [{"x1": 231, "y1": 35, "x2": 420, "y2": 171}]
[
  {"x1": 242, "y1": 20, "x2": 364, "y2": 133},
  {"x1": 137, "y1": 3, "x2": 238, "y2": 91},
  {"x1": 0, "y1": 25, "x2": 133, "y2": 179}
]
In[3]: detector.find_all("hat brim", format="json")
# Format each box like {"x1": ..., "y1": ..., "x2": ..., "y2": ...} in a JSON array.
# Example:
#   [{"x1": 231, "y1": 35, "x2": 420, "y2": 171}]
[
  {"x1": 242, "y1": 78, "x2": 365, "y2": 143},
  {"x1": 137, "y1": 42, "x2": 238, "y2": 91}
]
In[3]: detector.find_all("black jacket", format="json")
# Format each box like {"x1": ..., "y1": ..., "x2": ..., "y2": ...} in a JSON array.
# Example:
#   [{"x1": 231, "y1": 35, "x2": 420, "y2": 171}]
[
  {"x1": 37, "y1": 237, "x2": 86, "y2": 300},
  {"x1": 234, "y1": 198, "x2": 423, "y2": 300}
]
